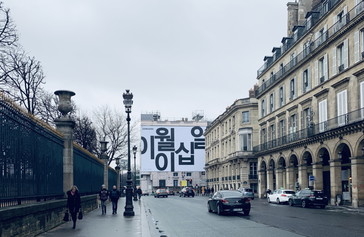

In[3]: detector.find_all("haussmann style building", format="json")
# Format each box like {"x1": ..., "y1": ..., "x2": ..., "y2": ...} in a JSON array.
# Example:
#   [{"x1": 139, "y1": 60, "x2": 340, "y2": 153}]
[
  {"x1": 204, "y1": 90, "x2": 259, "y2": 193},
  {"x1": 254, "y1": 0, "x2": 364, "y2": 207}
]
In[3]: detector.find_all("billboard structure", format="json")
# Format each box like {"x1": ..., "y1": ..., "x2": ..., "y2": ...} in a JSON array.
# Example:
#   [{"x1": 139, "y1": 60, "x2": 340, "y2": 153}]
[{"x1": 141, "y1": 125, "x2": 206, "y2": 172}]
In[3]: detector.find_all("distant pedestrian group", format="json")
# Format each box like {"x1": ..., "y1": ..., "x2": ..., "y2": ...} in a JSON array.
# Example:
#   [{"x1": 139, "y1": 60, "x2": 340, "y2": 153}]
[{"x1": 99, "y1": 184, "x2": 121, "y2": 215}]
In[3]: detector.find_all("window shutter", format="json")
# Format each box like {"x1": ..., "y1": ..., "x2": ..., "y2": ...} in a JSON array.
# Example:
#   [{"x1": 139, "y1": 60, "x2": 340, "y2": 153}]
[
  {"x1": 324, "y1": 54, "x2": 328, "y2": 80},
  {"x1": 332, "y1": 48, "x2": 337, "y2": 76},
  {"x1": 319, "y1": 100, "x2": 327, "y2": 132},
  {"x1": 315, "y1": 60, "x2": 319, "y2": 86},
  {"x1": 360, "y1": 82, "x2": 364, "y2": 118},
  {"x1": 343, "y1": 39, "x2": 349, "y2": 69},
  {"x1": 354, "y1": 31, "x2": 360, "y2": 63},
  {"x1": 307, "y1": 67, "x2": 311, "y2": 90}
]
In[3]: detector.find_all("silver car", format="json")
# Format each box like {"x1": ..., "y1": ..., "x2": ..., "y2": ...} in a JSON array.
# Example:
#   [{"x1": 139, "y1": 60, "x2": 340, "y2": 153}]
[{"x1": 238, "y1": 187, "x2": 255, "y2": 200}]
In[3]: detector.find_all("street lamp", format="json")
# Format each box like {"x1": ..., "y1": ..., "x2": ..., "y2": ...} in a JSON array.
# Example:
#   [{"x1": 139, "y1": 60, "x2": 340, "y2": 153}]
[
  {"x1": 133, "y1": 145, "x2": 138, "y2": 201},
  {"x1": 115, "y1": 157, "x2": 121, "y2": 191},
  {"x1": 123, "y1": 89, "x2": 134, "y2": 216}
]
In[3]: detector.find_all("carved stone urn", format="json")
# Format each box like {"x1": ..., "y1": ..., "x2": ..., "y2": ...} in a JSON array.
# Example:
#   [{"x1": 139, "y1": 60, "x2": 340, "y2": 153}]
[{"x1": 54, "y1": 90, "x2": 76, "y2": 117}]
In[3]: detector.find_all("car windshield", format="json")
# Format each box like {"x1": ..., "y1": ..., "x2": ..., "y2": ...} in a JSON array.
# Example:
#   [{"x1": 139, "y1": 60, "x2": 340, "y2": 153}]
[
  {"x1": 221, "y1": 191, "x2": 243, "y2": 198},
  {"x1": 284, "y1": 191, "x2": 295, "y2": 194},
  {"x1": 244, "y1": 189, "x2": 253, "y2": 192}
]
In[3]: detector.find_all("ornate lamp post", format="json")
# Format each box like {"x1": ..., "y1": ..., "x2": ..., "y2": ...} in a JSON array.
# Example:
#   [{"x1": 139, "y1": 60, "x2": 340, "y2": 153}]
[
  {"x1": 123, "y1": 89, "x2": 134, "y2": 216},
  {"x1": 115, "y1": 157, "x2": 121, "y2": 191},
  {"x1": 133, "y1": 145, "x2": 138, "y2": 201},
  {"x1": 100, "y1": 140, "x2": 109, "y2": 189}
]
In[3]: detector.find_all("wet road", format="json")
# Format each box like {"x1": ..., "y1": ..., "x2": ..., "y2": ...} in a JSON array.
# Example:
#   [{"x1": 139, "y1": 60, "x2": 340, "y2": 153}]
[{"x1": 143, "y1": 195, "x2": 364, "y2": 237}]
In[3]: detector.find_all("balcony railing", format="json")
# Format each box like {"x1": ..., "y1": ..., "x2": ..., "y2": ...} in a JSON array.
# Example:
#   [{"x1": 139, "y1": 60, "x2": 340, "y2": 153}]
[
  {"x1": 254, "y1": 108, "x2": 364, "y2": 152},
  {"x1": 255, "y1": 0, "x2": 363, "y2": 97}
]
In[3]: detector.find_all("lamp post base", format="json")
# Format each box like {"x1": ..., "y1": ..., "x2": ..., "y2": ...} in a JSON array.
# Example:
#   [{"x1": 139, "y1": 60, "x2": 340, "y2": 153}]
[{"x1": 124, "y1": 173, "x2": 134, "y2": 216}]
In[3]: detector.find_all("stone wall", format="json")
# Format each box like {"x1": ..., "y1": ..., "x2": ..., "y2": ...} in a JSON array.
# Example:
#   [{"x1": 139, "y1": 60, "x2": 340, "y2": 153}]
[{"x1": 0, "y1": 195, "x2": 98, "y2": 237}]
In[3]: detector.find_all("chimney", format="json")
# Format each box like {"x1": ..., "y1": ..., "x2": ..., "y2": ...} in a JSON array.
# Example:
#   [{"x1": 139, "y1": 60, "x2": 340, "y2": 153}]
[
  {"x1": 287, "y1": 2, "x2": 299, "y2": 37},
  {"x1": 298, "y1": 0, "x2": 315, "y2": 25}
]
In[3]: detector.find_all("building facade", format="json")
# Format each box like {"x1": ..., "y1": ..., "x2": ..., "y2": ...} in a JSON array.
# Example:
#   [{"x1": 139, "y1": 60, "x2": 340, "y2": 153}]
[
  {"x1": 255, "y1": 0, "x2": 364, "y2": 207},
  {"x1": 204, "y1": 92, "x2": 259, "y2": 193},
  {"x1": 140, "y1": 113, "x2": 207, "y2": 194}
]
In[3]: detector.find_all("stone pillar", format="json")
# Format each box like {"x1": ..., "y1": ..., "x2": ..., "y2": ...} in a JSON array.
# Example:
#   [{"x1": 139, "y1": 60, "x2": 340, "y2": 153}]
[
  {"x1": 267, "y1": 169, "x2": 274, "y2": 190},
  {"x1": 286, "y1": 166, "x2": 295, "y2": 190},
  {"x1": 312, "y1": 163, "x2": 323, "y2": 190},
  {"x1": 54, "y1": 90, "x2": 76, "y2": 195},
  {"x1": 351, "y1": 156, "x2": 364, "y2": 208},
  {"x1": 258, "y1": 170, "x2": 267, "y2": 198},
  {"x1": 276, "y1": 168, "x2": 284, "y2": 189},
  {"x1": 298, "y1": 165, "x2": 308, "y2": 189},
  {"x1": 330, "y1": 159, "x2": 342, "y2": 205},
  {"x1": 100, "y1": 141, "x2": 109, "y2": 189}
]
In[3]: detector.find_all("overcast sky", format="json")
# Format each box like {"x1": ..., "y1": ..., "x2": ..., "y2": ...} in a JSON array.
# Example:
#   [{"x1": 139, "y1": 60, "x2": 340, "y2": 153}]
[{"x1": 4, "y1": 0, "x2": 290, "y2": 122}]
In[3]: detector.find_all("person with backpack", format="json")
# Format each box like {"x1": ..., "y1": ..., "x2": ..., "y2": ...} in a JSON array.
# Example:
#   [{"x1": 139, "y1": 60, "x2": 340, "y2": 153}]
[
  {"x1": 109, "y1": 185, "x2": 120, "y2": 214},
  {"x1": 99, "y1": 185, "x2": 109, "y2": 215}
]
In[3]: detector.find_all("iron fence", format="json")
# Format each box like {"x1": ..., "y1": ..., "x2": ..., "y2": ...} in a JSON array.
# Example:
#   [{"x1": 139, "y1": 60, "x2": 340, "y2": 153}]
[
  {"x1": 0, "y1": 99, "x2": 64, "y2": 207},
  {"x1": 0, "y1": 97, "x2": 118, "y2": 207}
]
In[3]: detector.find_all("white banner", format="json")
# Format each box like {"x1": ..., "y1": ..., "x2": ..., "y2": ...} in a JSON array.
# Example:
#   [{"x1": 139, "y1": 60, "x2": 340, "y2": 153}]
[{"x1": 141, "y1": 125, "x2": 205, "y2": 172}]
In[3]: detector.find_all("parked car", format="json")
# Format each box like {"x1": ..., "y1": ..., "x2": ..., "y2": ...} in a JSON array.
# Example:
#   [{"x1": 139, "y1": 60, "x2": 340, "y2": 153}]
[
  {"x1": 237, "y1": 187, "x2": 255, "y2": 200},
  {"x1": 142, "y1": 192, "x2": 149, "y2": 196},
  {"x1": 207, "y1": 190, "x2": 251, "y2": 215},
  {"x1": 154, "y1": 189, "x2": 169, "y2": 198},
  {"x1": 288, "y1": 189, "x2": 328, "y2": 208},
  {"x1": 267, "y1": 189, "x2": 295, "y2": 204},
  {"x1": 167, "y1": 189, "x2": 175, "y2": 195},
  {"x1": 180, "y1": 187, "x2": 195, "y2": 197}
]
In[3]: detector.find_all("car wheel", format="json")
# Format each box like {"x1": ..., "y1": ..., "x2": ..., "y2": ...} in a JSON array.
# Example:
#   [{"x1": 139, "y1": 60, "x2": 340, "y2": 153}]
[
  {"x1": 267, "y1": 197, "x2": 270, "y2": 203},
  {"x1": 302, "y1": 200, "x2": 307, "y2": 208},
  {"x1": 320, "y1": 205, "x2": 326, "y2": 209},
  {"x1": 217, "y1": 204, "x2": 223, "y2": 215},
  {"x1": 207, "y1": 203, "x2": 212, "y2": 213},
  {"x1": 277, "y1": 198, "x2": 280, "y2": 204},
  {"x1": 243, "y1": 209, "x2": 250, "y2": 216},
  {"x1": 289, "y1": 199, "x2": 294, "y2": 206}
]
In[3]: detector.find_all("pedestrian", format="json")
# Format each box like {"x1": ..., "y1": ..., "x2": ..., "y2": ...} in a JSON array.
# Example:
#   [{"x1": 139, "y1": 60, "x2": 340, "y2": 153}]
[
  {"x1": 109, "y1": 185, "x2": 120, "y2": 214},
  {"x1": 99, "y1": 184, "x2": 109, "y2": 215},
  {"x1": 66, "y1": 185, "x2": 81, "y2": 229},
  {"x1": 136, "y1": 187, "x2": 143, "y2": 200}
]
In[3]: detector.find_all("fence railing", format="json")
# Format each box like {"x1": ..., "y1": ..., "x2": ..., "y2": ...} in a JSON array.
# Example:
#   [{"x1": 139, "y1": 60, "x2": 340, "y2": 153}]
[
  {"x1": 0, "y1": 97, "x2": 117, "y2": 207},
  {"x1": 254, "y1": 108, "x2": 364, "y2": 152}
]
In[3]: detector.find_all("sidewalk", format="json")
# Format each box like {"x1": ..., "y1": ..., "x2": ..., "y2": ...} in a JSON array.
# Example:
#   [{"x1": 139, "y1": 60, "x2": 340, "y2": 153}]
[{"x1": 38, "y1": 198, "x2": 151, "y2": 237}]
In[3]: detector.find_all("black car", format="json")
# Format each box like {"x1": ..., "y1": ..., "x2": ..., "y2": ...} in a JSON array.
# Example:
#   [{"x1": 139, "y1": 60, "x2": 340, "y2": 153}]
[
  {"x1": 180, "y1": 187, "x2": 195, "y2": 197},
  {"x1": 288, "y1": 189, "x2": 328, "y2": 208},
  {"x1": 207, "y1": 190, "x2": 251, "y2": 215}
]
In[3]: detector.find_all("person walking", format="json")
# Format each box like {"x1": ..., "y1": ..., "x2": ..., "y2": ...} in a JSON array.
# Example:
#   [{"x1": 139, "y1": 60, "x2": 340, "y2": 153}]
[
  {"x1": 99, "y1": 184, "x2": 109, "y2": 215},
  {"x1": 109, "y1": 185, "x2": 120, "y2": 214},
  {"x1": 136, "y1": 187, "x2": 143, "y2": 200},
  {"x1": 66, "y1": 185, "x2": 81, "y2": 229}
]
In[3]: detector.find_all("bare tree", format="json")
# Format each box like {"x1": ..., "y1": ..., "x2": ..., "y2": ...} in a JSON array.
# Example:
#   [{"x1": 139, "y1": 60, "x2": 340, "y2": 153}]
[
  {"x1": 36, "y1": 89, "x2": 78, "y2": 127},
  {"x1": 74, "y1": 114, "x2": 97, "y2": 153},
  {"x1": 94, "y1": 106, "x2": 134, "y2": 165},
  {"x1": 0, "y1": 49, "x2": 45, "y2": 114},
  {"x1": 0, "y1": 2, "x2": 18, "y2": 48},
  {"x1": 0, "y1": 2, "x2": 18, "y2": 81},
  {"x1": 36, "y1": 89, "x2": 61, "y2": 126}
]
